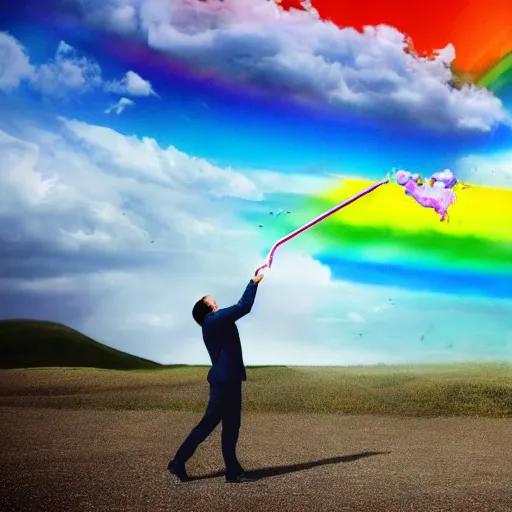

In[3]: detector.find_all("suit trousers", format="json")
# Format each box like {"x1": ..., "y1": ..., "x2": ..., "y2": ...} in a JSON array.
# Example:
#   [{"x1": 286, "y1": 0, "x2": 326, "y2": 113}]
[{"x1": 173, "y1": 380, "x2": 243, "y2": 477}]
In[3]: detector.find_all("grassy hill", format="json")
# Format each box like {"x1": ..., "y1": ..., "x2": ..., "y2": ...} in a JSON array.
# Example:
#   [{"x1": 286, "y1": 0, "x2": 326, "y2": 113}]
[{"x1": 0, "y1": 319, "x2": 162, "y2": 370}]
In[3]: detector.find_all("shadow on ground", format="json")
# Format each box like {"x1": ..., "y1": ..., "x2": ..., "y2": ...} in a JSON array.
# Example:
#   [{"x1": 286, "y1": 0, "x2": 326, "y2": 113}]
[{"x1": 191, "y1": 451, "x2": 390, "y2": 481}]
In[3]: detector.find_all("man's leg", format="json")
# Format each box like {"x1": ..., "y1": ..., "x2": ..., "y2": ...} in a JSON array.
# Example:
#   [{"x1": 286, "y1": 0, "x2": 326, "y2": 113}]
[
  {"x1": 221, "y1": 381, "x2": 244, "y2": 480},
  {"x1": 170, "y1": 382, "x2": 224, "y2": 478}
]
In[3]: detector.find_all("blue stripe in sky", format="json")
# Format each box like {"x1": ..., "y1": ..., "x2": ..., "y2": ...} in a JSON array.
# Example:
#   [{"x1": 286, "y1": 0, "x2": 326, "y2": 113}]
[{"x1": 319, "y1": 257, "x2": 512, "y2": 298}]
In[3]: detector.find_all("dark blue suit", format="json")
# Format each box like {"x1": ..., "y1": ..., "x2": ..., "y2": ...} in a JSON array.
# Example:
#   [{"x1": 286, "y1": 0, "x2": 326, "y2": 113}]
[{"x1": 173, "y1": 280, "x2": 259, "y2": 478}]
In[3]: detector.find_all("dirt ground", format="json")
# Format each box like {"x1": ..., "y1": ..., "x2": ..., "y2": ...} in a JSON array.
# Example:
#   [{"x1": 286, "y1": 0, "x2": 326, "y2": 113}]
[{"x1": 0, "y1": 407, "x2": 511, "y2": 512}]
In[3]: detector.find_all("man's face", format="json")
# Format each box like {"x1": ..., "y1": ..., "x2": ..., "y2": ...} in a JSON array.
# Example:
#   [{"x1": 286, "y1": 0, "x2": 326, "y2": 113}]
[{"x1": 203, "y1": 295, "x2": 218, "y2": 313}]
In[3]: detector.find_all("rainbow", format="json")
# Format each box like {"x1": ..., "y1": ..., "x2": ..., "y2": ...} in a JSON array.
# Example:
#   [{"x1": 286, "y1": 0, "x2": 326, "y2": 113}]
[{"x1": 478, "y1": 53, "x2": 512, "y2": 93}]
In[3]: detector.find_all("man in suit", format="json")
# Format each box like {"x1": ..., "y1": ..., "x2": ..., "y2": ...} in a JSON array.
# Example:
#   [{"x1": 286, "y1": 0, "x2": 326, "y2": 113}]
[{"x1": 168, "y1": 273, "x2": 264, "y2": 483}]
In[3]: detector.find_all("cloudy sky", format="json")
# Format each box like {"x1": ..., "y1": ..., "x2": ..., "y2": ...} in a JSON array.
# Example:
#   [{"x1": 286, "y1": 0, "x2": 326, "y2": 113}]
[{"x1": 1, "y1": 0, "x2": 511, "y2": 365}]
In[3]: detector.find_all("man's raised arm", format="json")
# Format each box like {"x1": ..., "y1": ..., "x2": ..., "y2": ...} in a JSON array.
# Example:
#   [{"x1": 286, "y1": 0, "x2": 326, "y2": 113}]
[{"x1": 213, "y1": 275, "x2": 264, "y2": 322}]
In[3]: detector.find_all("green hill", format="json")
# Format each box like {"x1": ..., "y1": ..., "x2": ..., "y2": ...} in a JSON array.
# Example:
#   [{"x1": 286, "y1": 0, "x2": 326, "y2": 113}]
[{"x1": 0, "y1": 319, "x2": 162, "y2": 370}]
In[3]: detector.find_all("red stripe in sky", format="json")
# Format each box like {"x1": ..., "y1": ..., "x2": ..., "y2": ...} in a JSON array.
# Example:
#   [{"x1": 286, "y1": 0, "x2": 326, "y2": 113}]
[{"x1": 278, "y1": 0, "x2": 512, "y2": 73}]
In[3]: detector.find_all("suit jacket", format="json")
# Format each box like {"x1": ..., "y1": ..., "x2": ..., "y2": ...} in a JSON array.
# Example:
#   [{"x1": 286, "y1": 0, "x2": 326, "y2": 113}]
[{"x1": 202, "y1": 280, "x2": 259, "y2": 383}]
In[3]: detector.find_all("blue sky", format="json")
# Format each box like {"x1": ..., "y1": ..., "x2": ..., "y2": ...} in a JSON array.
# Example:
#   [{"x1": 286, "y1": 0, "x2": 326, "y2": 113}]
[{"x1": 1, "y1": 0, "x2": 511, "y2": 365}]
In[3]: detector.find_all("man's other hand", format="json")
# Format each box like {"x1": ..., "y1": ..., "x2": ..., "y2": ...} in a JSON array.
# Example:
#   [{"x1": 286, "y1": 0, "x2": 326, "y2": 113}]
[{"x1": 252, "y1": 274, "x2": 264, "y2": 284}]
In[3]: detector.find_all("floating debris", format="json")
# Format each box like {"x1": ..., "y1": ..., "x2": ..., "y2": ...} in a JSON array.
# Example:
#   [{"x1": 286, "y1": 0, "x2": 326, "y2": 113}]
[{"x1": 269, "y1": 208, "x2": 291, "y2": 216}]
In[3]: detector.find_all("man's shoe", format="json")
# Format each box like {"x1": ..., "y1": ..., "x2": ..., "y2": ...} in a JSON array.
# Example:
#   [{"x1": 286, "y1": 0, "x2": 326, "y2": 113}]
[
  {"x1": 225, "y1": 473, "x2": 254, "y2": 483},
  {"x1": 167, "y1": 460, "x2": 190, "y2": 482}
]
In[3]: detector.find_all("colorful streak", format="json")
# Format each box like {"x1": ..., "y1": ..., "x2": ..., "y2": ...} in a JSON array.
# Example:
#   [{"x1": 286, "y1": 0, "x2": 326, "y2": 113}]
[
  {"x1": 478, "y1": 52, "x2": 512, "y2": 93},
  {"x1": 254, "y1": 178, "x2": 389, "y2": 276},
  {"x1": 258, "y1": 177, "x2": 512, "y2": 293}
]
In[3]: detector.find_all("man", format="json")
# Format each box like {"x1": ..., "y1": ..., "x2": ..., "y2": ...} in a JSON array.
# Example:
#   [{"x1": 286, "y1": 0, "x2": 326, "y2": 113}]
[{"x1": 168, "y1": 273, "x2": 264, "y2": 483}]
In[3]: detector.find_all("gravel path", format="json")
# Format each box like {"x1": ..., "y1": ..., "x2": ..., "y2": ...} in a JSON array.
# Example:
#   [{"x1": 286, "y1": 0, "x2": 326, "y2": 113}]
[{"x1": 0, "y1": 407, "x2": 511, "y2": 511}]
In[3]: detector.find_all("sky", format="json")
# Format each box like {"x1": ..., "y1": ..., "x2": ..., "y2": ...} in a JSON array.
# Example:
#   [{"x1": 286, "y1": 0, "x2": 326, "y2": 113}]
[{"x1": 1, "y1": 0, "x2": 511, "y2": 366}]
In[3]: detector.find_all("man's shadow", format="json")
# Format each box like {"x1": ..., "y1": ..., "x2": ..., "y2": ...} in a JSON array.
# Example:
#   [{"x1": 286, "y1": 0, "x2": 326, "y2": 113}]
[{"x1": 191, "y1": 451, "x2": 390, "y2": 481}]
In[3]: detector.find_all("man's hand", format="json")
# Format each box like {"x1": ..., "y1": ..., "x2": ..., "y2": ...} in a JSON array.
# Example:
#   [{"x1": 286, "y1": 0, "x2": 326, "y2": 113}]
[{"x1": 252, "y1": 274, "x2": 264, "y2": 284}]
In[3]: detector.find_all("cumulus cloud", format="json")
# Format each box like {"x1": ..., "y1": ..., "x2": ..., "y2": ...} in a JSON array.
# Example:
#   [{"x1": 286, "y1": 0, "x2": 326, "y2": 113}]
[
  {"x1": 59, "y1": 117, "x2": 259, "y2": 198},
  {"x1": 105, "y1": 97, "x2": 135, "y2": 114},
  {"x1": 456, "y1": 151, "x2": 512, "y2": 188},
  {"x1": 68, "y1": 0, "x2": 508, "y2": 132},
  {"x1": 31, "y1": 41, "x2": 103, "y2": 96},
  {"x1": 0, "y1": 116, "x2": 261, "y2": 280},
  {"x1": 0, "y1": 130, "x2": 153, "y2": 277},
  {"x1": 81, "y1": 0, "x2": 139, "y2": 34},
  {"x1": 0, "y1": 33, "x2": 101, "y2": 96},
  {"x1": 299, "y1": 0, "x2": 320, "y2": 18},
  {"x1": 105, "y1": 70, "x2": 157, "y2": 96},
  {"x1": 0, "y1": 32, "x2": 157, "y2": 103},
  {"x1": 0, "y1": 32, "x2": 35, "y2": 91}
]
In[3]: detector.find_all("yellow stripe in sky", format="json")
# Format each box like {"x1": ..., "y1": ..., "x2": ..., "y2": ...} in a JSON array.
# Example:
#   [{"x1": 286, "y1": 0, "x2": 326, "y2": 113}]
[{"x1": 320, "y1": 178, "x2": 512, "y2": 242}]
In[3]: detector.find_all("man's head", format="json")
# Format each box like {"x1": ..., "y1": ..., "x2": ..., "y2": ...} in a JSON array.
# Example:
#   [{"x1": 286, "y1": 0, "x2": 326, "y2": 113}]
[{"x1": 192, "y1": 295, "x2": 218, "y2": 325}]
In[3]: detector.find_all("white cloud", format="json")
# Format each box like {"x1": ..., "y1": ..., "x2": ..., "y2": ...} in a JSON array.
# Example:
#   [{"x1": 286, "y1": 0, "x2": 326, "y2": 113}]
[
  {"x1": 247, "y1": 169, "x2": 336, "y2": 195},
  {"x1": 1, "y1": 116, "x2": 511, "y2": 365},
  {"x1": 0, "y1": 33, "x2": 102, "y2": 96},
  {"x1": 68, "y1": 0, "x2": 508, "y2": 132},
  {"x1": 31, "y1": 41, "x2": 103, "y2": 96},
  {"x1": 82, "y1": 0, "x2": 139, "y2": 34},
  {"x1": 0, "y1": 32, "x2": 34, "y2": 91},
  {"x1": 0, "y1": 116, "x2": 261, "y2": 268},
  {"x1": 60, "y1": 117, "x2": 260, "y2": 198},
  {"x1": 105, "y1": 70, "x2": 157, "y2": 96},
  {"x1": 347, "y1": 312, "x2": 365, "y2": 323},
  {"x1": 373, "y1": 302, "x2": 393, "y2": 313},
  {"x1": 456, "y1": 151, "x2": 512, "y2": 188},
  {"x1": 299, "y1": 0, "x2": 320, "y2": 18},
  {"x1": 105, "y1": 97, "x2": 135, "y2": 115},
  {"x1": 0, "y1": 33, "x2": 156, "y2": 104},
  {"x1": 0, "y1": 130, "x2": 64, "y2": 209}
]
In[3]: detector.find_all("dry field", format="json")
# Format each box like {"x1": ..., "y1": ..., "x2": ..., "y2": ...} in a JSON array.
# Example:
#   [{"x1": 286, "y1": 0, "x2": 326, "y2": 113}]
[
  {"x1": 1, "y1": 364, "x2": 511, "y2": 511},
  {"x1": 1, "y1": 407, "x2": 511, "y2": 511}
]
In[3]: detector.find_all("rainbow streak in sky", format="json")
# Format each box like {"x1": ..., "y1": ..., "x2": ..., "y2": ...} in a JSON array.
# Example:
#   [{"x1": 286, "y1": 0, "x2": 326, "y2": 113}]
[
  {"x1": 478, "y1": 53, "x2": 512, "y2": 93},
  {"x1": 257, "y1": 178, "x2": 512, "y2": 298}
]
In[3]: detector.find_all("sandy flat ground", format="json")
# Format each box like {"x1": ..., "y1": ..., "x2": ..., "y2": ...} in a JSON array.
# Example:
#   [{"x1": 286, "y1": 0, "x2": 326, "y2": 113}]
[{"x1": 0, "y1": 407, "x2": 511, "y2": 512}]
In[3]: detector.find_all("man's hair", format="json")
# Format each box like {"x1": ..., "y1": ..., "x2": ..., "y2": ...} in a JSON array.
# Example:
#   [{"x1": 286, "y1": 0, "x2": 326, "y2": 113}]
[{"x1": 192, "y1": 296, "x2": 212, "y2": 326}]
